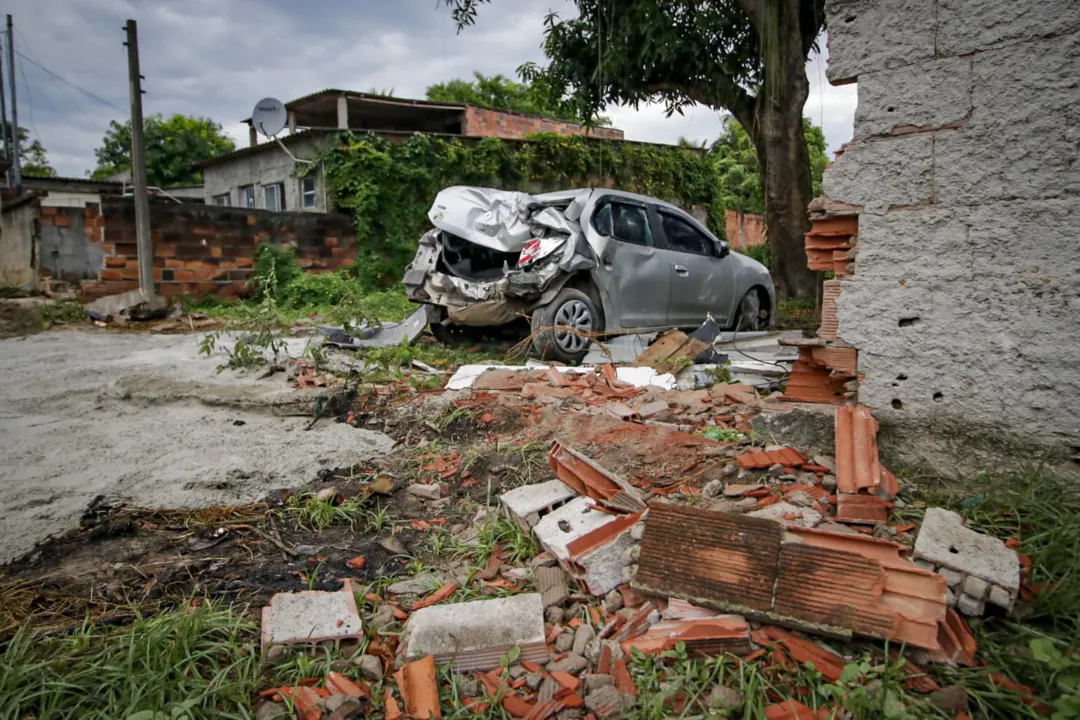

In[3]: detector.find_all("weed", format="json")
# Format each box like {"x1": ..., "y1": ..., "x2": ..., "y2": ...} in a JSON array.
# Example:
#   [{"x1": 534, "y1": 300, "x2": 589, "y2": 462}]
[
  {"x1": 363, "y1": 502, "x2": 395, "y2": 534},
  {"x1": 472, "y1": 516, "x2": 540, "y2": 566},
  {"x1": 0, "y1": 602, "x2": 260, "y2": 719},
  {"x1": 276, "y1": 493, "x2": 368, "y2": 533},
  {"x1": 701, "y1": 426, "x2": 744, "y2": 443}
]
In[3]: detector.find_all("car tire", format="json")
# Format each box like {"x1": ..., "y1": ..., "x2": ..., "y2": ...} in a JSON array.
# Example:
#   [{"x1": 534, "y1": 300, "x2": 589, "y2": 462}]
[
  {"x1": 734, "y1": 290, "x2": 765, "y2": 332},
  {"x1": 531, "y1": 288, "x2": 600, "y2": 364}
]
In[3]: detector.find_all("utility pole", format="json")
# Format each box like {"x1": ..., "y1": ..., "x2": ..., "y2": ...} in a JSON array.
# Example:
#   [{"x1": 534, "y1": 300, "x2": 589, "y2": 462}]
[
  {"x1": 124, "y1": 19, "x2": 153, "y2": 293},
  {"x1": 0, "y1": 32, "x2": 10, "y2": 185},
  {"x1": 7, "y1": 15, "x2": 20, "y2": 186}
]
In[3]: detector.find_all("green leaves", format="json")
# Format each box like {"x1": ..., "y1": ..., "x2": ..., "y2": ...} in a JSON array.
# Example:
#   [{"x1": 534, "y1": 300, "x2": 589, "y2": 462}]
[
  {"x1": 320, "y1": 132, "x2": 724, "y2": 285},
  {"x1": 91, "y1": 114, "x2": 236, "y2": 187}
]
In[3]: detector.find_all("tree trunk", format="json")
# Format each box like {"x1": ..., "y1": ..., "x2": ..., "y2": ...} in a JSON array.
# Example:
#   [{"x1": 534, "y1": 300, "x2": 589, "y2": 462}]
[{"x1": 749, "y1": 0, "x2": 819, "y2": 302}]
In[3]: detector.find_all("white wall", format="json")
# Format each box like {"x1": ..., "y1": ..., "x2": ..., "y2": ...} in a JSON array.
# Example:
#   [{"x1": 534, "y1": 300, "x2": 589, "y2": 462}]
[{"x1": 202, "y1": 135, "x2": 329, "y2": 213}]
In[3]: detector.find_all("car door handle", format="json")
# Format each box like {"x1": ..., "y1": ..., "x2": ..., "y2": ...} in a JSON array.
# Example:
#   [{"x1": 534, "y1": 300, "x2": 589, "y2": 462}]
[{"x1": 673, "y1": 264, "x2": 689, "y2": 276}]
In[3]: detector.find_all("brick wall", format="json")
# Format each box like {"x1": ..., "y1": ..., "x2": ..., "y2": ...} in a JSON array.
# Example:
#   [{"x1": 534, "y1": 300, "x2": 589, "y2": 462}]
[
  {"x1": 78, "y1": 199, "x2": 358, "y2": 300},
  {"x1": 463, "y1": 106, "x2": 624, "y2": 141},
  {"x1": 724, "y1": 210, "x2": 765, "y2": 249}
]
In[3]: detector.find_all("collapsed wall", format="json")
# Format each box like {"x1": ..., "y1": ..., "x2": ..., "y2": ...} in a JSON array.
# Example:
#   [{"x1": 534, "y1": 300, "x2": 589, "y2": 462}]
[{"x1": 821, "y1": 0, "x2": 1080, "y2": 471}]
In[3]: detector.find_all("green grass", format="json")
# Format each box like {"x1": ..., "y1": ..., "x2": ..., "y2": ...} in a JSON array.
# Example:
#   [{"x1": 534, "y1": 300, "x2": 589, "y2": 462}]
[
  {"x1": 911, "y1": 468, "x2": 1080, "y2": 719},
  {"x1": 275, "y1": 493, "x2": 372, "y2": 533},
  {"x1": 0, "y1": 603, "x2": 261, "y2": 719},
  {"x1": 0, "y1": 299, "x2": 85, "y2": 339}
]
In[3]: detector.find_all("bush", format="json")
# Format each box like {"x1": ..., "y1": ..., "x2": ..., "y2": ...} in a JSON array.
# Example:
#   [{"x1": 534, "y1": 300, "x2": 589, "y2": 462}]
[{"x1": 744, "y1": 240, "x2": 770, "y2": 268}]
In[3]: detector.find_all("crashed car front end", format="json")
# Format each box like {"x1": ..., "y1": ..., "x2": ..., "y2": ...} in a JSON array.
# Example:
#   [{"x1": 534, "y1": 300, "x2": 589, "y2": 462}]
[{"x1": 403, "y1": 187, "x2": 596, "y2": 326}]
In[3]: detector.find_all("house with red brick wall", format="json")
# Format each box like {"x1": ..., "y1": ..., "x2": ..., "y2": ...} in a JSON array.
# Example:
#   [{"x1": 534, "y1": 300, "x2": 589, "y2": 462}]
[{"x1": 197, "y1": 89, "x2": 624, "y2": 214}]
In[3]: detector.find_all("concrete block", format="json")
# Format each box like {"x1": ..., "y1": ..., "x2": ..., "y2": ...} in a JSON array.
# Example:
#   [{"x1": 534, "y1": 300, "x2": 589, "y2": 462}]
[
  {"x1": 824, "y1": 0, "x2": 936, "y2": 83},
  {"x1": 946, "y1": 588, "x2": 958, "y2": 608},
  {"x1": 500, "y1": 479, "x2": 575, "y2": 530},
  {"x1": 956, "y1": 593, "x2": 986, "y2": 617},
  {"x1": 534, "y1": 497, "x2": 636, "y2": 596},
  {"x1": 913, "y1": 559, "x2": 935, "y2": 571},
  {"x1": 937, "y1": 567, "x2": 966, "y2": 589},
  {"x1": 933, "y1": 116, "x2": 1076, "y2": 206},
  {"x1": 843, "y1": 207, "x2": 975, "y2": 285},
  {"x1": 937, "y1": 0, "x2": 1080, "y2": 55},
  {"x1": 988, "y1": 584, "x2": 1015, "y2": 611},
  {"x1": 401, "y1": 593, "x2": 547, "y2": 671},
  {"x1": 855, "y1": 56, "x2": 972, "y2": 138},
  {"x1": 261, "y1": 582, "x2": 363, "y2": 647},
  {"x1": 821, "y1": 133, "x2": 934, "y2": 212},
  {"x1": 914, "y1": 508, "x2": 1020, "y2": 595},
  {"x1": 962, "y1": 575, "x2": 990, "y2": 601},
  {"x1": 971, "y1": 33, "x2": 1080, "y2": 126},
  {"x1": 387, "y1": 574, "x2": 443, "y2": 596}
]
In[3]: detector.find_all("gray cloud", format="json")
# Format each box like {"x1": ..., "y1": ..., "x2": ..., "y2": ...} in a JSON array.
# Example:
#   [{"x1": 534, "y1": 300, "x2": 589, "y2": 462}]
[{"x1": 9, "y1": 1, "x2": 854, "y2": 178}]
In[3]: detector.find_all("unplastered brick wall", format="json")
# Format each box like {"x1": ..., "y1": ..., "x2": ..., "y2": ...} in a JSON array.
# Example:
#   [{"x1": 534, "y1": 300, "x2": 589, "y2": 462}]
[
  {"x1": 724, "y1": 210, "x2": 765, "y2": 249},
  {"x1": 821, "y1": 0, "x2": 1080, "y2": 469},
  {"x1": 462, "y1": 106, "x2": 624, "y2": 141},
  {"x1": 80, "y1": 199, "x2": 357, "y2": 300}
]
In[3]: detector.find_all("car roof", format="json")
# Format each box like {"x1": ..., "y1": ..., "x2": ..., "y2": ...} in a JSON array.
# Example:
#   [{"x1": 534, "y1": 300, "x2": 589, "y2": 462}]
[{"x1": 534, "y1": 187, "x2": 687, "y2": 214}]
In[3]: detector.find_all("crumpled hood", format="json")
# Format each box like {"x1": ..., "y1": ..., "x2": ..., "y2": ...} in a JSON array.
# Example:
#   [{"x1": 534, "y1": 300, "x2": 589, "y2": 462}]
[{"x1": 427, "y1": 186, "x2": 580, "y2": 252}]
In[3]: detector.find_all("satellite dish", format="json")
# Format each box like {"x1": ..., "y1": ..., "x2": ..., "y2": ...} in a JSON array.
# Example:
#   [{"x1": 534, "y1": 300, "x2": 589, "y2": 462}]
[{"x1": 251, "y1": 98, "x2": 287, "y2": 137}]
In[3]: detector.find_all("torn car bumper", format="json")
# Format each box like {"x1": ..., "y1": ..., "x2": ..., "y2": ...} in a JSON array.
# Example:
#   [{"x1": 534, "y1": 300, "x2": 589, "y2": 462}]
[{"x1": 403, "y1": 229, "x2": 571, "y2": 325}]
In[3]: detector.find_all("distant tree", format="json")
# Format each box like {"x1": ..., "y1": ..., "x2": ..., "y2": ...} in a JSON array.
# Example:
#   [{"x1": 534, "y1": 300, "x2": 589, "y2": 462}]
[
  {"x1": 4, "y1": 126, "x2": 56, "y2": 177},
  {"x1": 713, "y1": 117, "x2": 828, "y2": 217},
  {"x1": 426, "y1": 71, "x2": 611, "y2": 126},
  {"x1": 90, "y1": 114, "x2": 236, "y2": 187}
]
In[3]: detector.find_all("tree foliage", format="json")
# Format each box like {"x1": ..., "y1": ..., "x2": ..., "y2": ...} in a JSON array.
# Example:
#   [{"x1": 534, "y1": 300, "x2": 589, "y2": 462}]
[
  {"x1": 426, "y1": 71, "x2": 609, "y2": 126},
  {"x1": 443, "y1": 0, "x2": 827, "y2": 301},
  {"x1": 714, "y1": 117, "x2": 827, "y2": 216},
  {"x1": 90, "y1": 114, "x2": 235, "y2": 187},
  {"x1": 320, "y1": 132, "x2": 720, "y2": 287},
  {"x1": 5, "y1": 126, "x2": 56, "y2": 177}
]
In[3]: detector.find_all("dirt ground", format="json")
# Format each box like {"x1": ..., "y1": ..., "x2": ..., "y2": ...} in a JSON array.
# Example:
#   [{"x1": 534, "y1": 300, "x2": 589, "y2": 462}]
[{"x1": 0, "y1": 329, "x2": 394, "y2": 566}]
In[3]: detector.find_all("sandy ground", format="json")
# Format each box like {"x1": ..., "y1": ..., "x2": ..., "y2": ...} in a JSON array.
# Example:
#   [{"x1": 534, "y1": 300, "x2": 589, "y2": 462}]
[{"x1": 0, "y1": 329, "x2": 394, "y2": 565}]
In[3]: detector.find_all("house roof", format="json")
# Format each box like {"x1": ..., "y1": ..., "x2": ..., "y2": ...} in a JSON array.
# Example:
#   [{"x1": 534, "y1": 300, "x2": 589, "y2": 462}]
[
  {"x1": 192, "y1": 129, "x2": 334, "y2": 169},
  {"x1": 21, "y1": 174, "x2": 124, "y2": 192}
]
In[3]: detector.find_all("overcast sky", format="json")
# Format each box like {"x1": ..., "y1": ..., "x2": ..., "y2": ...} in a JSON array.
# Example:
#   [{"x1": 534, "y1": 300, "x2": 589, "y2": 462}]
[{"x1": 7, "y1": 0, "x2": 856, "y2": 178}]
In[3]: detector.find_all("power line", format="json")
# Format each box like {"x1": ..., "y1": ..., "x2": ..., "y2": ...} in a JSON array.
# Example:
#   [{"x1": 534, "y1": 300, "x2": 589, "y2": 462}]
[
  {"x1": 15, "y1": 27, "x2": 92, "y2": 121},
  {"x1": 14, "y1": 49, "x2": 123, "y2": 112}
]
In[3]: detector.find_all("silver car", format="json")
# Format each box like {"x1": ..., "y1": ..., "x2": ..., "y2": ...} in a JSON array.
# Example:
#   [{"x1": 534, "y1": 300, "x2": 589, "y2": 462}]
[{"x1": 403, "y1": 186, "x2": 775, "y2": 363}]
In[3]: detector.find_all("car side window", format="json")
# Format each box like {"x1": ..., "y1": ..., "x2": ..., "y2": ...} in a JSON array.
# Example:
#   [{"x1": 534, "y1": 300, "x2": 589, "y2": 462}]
[
  {"x1": 592, "y1": 200, "x2": 653, "y2": 247},
  {"x1": 659, "y1": 211, "x2": 715, "y2": 257}
]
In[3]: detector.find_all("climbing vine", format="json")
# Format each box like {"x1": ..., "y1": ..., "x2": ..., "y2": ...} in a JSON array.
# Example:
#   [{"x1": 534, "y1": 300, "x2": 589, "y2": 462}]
[{"x1": 319, "y1": 132, "x2": 725, "y2": 287}]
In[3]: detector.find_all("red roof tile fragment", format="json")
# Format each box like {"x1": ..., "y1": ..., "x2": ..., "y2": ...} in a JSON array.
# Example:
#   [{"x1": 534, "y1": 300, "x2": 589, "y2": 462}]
[
  {"x1": 765, "y1": 699, "x2": 833, "y2": 719},
  {"x1": 835, "y1": 493, "x2": 891, "y2": 524}
]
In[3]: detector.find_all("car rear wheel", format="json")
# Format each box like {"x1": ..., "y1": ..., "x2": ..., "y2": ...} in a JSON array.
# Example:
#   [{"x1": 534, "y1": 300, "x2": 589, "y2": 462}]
[
  {"x1": 734, "y1": 290, "x2": 766, "y2": 332},
  {"x1": 531, "y1": 288, "x2": 599, "y2": 364}
]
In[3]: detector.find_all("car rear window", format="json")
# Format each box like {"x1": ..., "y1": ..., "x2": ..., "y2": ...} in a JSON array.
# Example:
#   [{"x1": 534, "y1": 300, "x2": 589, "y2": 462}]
[{"x1": 593, "y1": 201, "x2": 652, "y2": 247}]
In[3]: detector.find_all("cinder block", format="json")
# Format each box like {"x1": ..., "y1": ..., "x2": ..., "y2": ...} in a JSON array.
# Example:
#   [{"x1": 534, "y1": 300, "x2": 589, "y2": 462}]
[
  {"x1": 821, "y1": 133, "x2": 934, "y2": 212},
  {"x1": 934, "y1": 120, "x2": 1075, "y2": 207},
  {"x1": 971, "y1": 34, "x2": 1080, "y2": 126},
  {"x1": 824, "y1": 0, "x2": 936, "y2": 83},
  {"x1": 962, "y1": 575, "x2": 990, "y2": 601},
  {"x1": 938, "y1": 567, "x2": 966, "y2": 588},
  {"x1": 988, "y1": 584, "x2": 1015, "y2": 611},
  {"x1": 937, "y1": 0, "x2": 1080, "y2": 56},
  {"x1": 855, "y1": 56, "x2": 972, "y2": 138},
  {"x1": 914, "y1": 508, "x2": 1020, "y2": 596},
  {"x1": 956, "y1": 593, "x2": 985, "y2": 617},
  {"x1": 500, "y1": 480, "x2": 576, "y2": 531}
]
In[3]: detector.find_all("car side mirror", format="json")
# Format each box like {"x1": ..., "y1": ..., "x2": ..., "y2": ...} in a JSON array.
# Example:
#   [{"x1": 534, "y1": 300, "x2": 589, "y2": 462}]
[{"x1": 717, "y1": 241, "x2": 730, "y2": 258}]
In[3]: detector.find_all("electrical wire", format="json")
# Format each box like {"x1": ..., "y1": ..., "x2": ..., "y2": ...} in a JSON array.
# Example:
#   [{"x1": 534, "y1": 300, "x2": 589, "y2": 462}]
[
  {"x1": 15, "y1": 28, "x2": 91, "y2": 122},
  {"x1": 14, "y1": 49, "x2": 123, "y2": 112}
]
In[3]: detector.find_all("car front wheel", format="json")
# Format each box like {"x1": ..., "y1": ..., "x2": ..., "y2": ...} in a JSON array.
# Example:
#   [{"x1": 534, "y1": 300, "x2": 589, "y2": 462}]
[
  {"x1": 531, "y1": 288, "x2": 599, "y2": 364},
  {"x1": 734, "y1": 290, "x2": 766, "y2": 332}
]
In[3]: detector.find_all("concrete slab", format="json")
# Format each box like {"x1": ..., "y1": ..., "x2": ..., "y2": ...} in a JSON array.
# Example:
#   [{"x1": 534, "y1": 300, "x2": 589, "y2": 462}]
[
  {"x1": 583, "y1": 334, "x2": 655, "y2": 365},
  {"x1": 747, "y1": 502, "x2": 823, "y2": 528},
  {"x1": 445, "y1": 364, "x2": 676, "y2": 391},
  {"x1": 402, "y1": 593, "x2": 547, "y2": 672},
  {"x1": 533, "y1": 497, "x2": 619, "y2": 561},
  {"x1": 261, "y1": 582, "x2": 363, "y2": 648},
  {"x1": 913, "y1": 507, "x2": 1020, "y2": 593},
  {"x1": 318, "y1": 306, "x2": 428, "y2": 349},
  {"x1": 500, "y1": 480, "x2": 576, "y2": 530}
]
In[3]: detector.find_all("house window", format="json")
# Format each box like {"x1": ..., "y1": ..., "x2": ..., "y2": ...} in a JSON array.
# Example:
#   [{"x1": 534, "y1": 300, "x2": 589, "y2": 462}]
[
  {"x1": 264, "y1": 183, "x2": 284, "y2": 212},
  {"x1": 212, "y1": 193, "x2": 230, "y2": 207},
  {"x1": 239, "y1": 185, "x2": 256, "y2": 209},
  {"x1": 300, "y1": 176, "x2": 316, "y2": 209}
]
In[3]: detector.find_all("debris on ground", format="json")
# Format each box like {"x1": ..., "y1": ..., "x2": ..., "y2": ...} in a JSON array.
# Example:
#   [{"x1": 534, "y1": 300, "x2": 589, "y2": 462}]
[
  {"x1": 914, "y1": 507, "x2": 1021, "y2": 615},
  {"x1": 261, "y1": 581, "x2": 364, "y2": 649},
  {"x1": 84, "y1": 288, "x2": 168, "y2": 323},
  {"x1": 401, "y1": 593, "x2": 547, "y2": 671},
  {"x1": 318, "y1": 306, "x2": 429, "y2": 349},
  {"x1": 630, "y1": 328, "x2": 711, "y2": 375}
]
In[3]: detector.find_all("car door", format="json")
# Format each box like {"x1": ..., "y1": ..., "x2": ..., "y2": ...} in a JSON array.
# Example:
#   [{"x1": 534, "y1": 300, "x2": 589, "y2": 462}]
[
  {"x1": 589, "y1": 198, "x2": 671, "y2": 329},
  {"x1": 653, "y1": 207, "x2": 737, "y2": 327}
]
